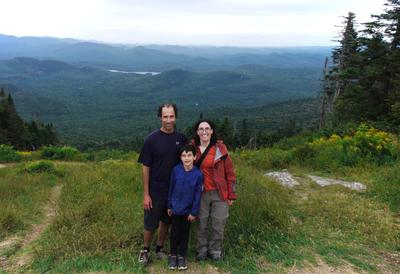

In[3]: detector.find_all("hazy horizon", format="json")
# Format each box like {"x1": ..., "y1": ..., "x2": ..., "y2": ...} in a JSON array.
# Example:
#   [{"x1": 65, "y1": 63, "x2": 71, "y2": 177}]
[{"x1": 0, "y1": 0, "x2": 386, "y2": 47}]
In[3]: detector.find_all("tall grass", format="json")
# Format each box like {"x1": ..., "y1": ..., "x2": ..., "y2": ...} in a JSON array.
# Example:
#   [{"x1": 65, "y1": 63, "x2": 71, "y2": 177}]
[
  {"x1": 9, "y1": 134, "x2": 398, "y2": 273},
  {"x1": 0, "y1": 165, "x2": 57, "y2": 240},
  {"x1": 33, "y1": 161, "x2": 146, "y2": 273}
]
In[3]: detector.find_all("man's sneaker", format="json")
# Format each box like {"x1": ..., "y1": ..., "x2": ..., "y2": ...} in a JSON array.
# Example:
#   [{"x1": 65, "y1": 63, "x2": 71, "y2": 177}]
[
  {"x1": 195, "y1": 252, "x2": 207, "y2": 261},
  {"x1": 138, "y1": 249, "x2": 149, "y2": 265},
  {"x1": 155, "y1": 248, "x2": 167, "y2": 259},
  {"x1": 177, "y1": 256, "x2": 188, "y2": 270},
  {"x1": 168, "y1": 255, "x2": 177, "y2": 270}
]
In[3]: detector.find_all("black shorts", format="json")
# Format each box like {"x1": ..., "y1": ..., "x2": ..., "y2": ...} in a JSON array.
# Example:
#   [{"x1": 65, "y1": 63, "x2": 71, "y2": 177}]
[{"x1": 144, "y1": 195, "x2": 171, "y2": 231}]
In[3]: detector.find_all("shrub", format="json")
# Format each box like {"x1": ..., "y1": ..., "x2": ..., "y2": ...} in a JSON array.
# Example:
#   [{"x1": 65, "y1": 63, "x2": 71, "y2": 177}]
[
  {"x1": 0, "y1": 144, "x2": 21, "y2": 162},
  {"x1": 23, "y1": 160, "x2": 56, "y2": 174},
  {"x1": 40, "y1": 146, "x2": 82, "y2": 161},
  {"x1": 308, "y1": 124, "x2": 400, "y2": 168}
]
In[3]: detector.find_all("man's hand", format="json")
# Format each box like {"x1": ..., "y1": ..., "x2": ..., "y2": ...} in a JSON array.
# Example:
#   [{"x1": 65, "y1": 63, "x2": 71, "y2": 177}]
[
  {"x1": 167, "y1": 209, "x2": 173, "y2": 216},
  {"x1": 188, "y1": 214, "x2": 196, "y2": 222},
  {"x1": 143, "y1": 194, "x2": 152, "y2": 210},
  {"x1": 227, "y1": 200, "x2": 234, "y2": 206}
]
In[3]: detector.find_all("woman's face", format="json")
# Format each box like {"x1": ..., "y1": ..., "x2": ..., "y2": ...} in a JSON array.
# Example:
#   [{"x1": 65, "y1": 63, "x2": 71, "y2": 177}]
[{"x1": 197, "y1": 122, "x2": 213, "y2": 143}]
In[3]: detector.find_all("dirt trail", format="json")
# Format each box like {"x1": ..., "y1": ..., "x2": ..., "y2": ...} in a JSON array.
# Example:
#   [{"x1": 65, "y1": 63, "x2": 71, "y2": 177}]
[{"x1": 0, "y1": 184, "x2": 62, "y2": 273}]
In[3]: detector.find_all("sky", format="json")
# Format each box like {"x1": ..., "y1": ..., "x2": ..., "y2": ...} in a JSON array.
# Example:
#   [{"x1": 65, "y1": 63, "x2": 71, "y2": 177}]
[{"x1": 0, "y1": 0, "x2": 387, "y2": 47}]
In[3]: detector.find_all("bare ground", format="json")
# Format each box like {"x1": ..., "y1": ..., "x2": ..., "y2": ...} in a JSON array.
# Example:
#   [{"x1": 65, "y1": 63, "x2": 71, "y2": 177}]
[{"x1": 0, "y1": 184, "x2": 62, "y2": 273}]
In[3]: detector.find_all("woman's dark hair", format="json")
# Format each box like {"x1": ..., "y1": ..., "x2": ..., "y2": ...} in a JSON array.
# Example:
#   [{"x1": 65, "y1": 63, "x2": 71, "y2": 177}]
[
  {"x1": 157, "y1": 103, "x2": 178, "y2": 118},
  {"x1": 193, "y1": 119, "x2": 217, "y2": 146},
  {"x1": 179, "y1": 144, "x2": 196, "y2": 156}
]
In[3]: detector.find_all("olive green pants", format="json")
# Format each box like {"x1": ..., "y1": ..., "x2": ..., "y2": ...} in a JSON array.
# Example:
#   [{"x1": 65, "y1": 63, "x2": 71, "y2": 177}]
[{"x1": 197, "y1": 190, "x2": 229, "y2": 256}]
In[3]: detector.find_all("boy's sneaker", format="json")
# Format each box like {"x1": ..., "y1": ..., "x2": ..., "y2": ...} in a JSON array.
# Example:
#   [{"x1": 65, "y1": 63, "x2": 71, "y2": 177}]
[
  {"x1": 177, "y1": 256, "x2": 188, "y2": 270},
  {"x1": 168, "y1": 255, "x2": 177, "y2": 270},
  {"x1": 156, "y1": 248, "x2": 167, "y2": 259},
  {"x1": 138, "y1": 249, "x2": 150, "y2": 265}
]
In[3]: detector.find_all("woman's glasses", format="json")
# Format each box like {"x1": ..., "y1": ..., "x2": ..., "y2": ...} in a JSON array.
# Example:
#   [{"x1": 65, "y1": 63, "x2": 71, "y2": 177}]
[{"x1": 198, "y1": 127, "x2": 211, "y2": 132}]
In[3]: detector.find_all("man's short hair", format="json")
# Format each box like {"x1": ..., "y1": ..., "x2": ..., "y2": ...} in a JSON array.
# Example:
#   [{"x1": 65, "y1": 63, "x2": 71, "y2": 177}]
[
  {"x1": 179, "y1": 144, "x2": 196, "y2": 156},
  {"x1": 157, "y1": 103, "x2": 178, "y2": 118}
]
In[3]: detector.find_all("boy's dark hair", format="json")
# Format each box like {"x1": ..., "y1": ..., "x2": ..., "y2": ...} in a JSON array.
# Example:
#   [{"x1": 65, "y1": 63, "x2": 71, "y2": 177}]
[
  {"x1": 193, "y1": 119, "x2": 217, "y2": 146},
  {"x1": 157, "y1": 103, "x2": 178, "y2": 118},
  {"x1": 180, "y1": 144, "x2": 196, "y2": 156}
]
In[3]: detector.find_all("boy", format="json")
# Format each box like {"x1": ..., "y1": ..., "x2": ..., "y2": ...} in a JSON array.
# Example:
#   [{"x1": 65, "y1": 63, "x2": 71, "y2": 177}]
[{"x1": 167, "y1": 144, "x2": 203, "y2": 270}]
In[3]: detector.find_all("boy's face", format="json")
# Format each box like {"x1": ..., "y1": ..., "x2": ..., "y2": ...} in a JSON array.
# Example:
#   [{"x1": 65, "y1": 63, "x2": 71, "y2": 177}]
[{"x1": 180, "y1": 151, "x2": 196, "y2": 168}]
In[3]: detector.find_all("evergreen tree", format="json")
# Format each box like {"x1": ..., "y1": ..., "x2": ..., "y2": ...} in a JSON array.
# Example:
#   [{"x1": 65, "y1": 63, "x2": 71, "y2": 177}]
[
  {"x1": 217, "y1": 117, "x2": 234, "y2": 148},
  {"x1": 330, "y1": 12, "x2": 363, "y2": 124},
  {"x1": 238, "y1": 119, "x2": 251, "y2": 147},
  {"x1": 0, "y1": 88, "x2": 58, "y2": 150},
  {"x1": 3, "y1": 94, "x2": 27, "y2": 149}
]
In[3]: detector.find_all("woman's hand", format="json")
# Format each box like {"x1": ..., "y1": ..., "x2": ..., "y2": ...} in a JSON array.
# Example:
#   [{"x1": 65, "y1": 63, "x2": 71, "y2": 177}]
[{"x1": 227, "y1": 200, "x2": 234, "y2": 206}]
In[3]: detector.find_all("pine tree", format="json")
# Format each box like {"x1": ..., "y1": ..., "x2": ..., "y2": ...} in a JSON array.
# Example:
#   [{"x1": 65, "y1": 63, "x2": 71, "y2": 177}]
[
  {"x1": 217, "y1": 117, "x2": 234, "y2": 148},
  {"x1": 331, "y1": 12, "x2": 363, "y2": 124},
  {"x1": 321, "y1": 12, "x2": 360, "y2": 126},
  {"x1": 238, "y1": 119, "x2": 251, "y2": 147},
  {"x1": 0, "y1": 88, "x2": 58, "y2": 150},
  {"x1": 3, "y1": 93, "x2": 27, "y2": 149}
]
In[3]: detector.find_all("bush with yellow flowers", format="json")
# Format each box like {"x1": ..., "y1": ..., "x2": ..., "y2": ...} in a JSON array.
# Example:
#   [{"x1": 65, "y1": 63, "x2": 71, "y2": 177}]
[{"x1": 307, "y1": 124, "x2": 399, "y2": 168}]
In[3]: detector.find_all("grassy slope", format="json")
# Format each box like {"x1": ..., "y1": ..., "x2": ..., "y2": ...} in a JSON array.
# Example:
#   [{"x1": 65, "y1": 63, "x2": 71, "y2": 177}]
[
  {"x1": 0, "y1": 165, "x2": 58, "y2": 240},
  {"x1": 0, "y1": 148, "x2": 399, "y2": 273}
]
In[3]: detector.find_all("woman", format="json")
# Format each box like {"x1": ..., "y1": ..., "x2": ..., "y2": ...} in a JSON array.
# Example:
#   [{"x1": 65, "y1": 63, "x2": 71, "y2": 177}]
[{"x1": 192, "y1": 119, "x2": 237, "y2": 261}]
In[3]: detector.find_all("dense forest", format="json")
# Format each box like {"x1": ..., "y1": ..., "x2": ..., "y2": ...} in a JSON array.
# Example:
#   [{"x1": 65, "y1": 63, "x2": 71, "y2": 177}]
[{"x1": 320, "y1": 0, "x2": 400, "y2": 131}]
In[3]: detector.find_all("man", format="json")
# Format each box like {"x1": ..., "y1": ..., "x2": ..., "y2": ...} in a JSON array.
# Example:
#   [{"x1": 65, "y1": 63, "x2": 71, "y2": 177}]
[{"x1": 137, "y1": 103, "x2": 187, "y2": 265}]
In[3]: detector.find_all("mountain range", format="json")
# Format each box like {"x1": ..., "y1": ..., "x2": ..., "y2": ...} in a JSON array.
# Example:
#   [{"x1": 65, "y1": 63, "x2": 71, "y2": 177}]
[{"x1": 0, "y1": 34, "x2": 326, "y2": 144}]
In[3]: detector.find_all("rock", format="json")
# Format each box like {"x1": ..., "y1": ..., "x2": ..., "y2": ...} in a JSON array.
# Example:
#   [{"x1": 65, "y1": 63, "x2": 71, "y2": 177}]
[
  {"x1": 307, "y1": 175, "x2": 366, "y2": 191},
  {"x1": 265, "y1": 170, "x2": 300, "y2": 188}
]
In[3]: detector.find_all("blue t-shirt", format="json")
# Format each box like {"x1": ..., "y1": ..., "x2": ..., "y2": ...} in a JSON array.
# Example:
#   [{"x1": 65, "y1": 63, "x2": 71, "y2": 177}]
[{"x1": 138, "y1": 129, "x2": 187, "y2": 198}]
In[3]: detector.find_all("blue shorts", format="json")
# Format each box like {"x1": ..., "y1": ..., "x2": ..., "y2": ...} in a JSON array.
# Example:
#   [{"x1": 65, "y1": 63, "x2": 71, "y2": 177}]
[{"x1": 144, "y1": 195, "x2": 171, "y2": 231}]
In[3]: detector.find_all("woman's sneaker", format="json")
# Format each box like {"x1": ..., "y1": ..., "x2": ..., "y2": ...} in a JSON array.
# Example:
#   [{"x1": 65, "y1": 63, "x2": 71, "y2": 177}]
[
  {"x1": 138, "y1": 249, "x2": 149, "y2": 265},
  {"x1": 177, "y1": 256, "x2": 188, "y2": 270},
  {"x1": 168, "y1": 255, "x2": 177, "y2": 270},
  {"x1": 208, "y1": 252, "x2": 222, "y2": 261},
  {"x1": 196, "y1": 252, "x2": 207, "y2": 261}
]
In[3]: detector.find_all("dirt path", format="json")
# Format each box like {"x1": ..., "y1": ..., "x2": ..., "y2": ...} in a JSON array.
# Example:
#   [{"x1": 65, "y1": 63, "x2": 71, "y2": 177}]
[
  {"x1": 0, "y1": 184, "x2": 62, "y2": 273},
  {"x1": 147, "y1": 260, "x2": 228, "y2": 274}
]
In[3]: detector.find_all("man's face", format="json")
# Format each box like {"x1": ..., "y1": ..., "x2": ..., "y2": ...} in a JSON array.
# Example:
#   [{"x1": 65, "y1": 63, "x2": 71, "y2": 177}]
[{"x1": 160, "y1": 106, "x2": 176, "y2": 132}]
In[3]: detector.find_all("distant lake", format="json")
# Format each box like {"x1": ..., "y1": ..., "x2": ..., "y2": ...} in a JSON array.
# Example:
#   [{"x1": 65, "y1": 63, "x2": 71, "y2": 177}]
[{"x1": 107, "y1": 69, "x2": 160, "y2": 75}]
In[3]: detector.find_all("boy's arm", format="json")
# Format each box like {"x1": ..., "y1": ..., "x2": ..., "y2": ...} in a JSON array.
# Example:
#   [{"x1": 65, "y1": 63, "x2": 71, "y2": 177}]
[{"x1": 190, "y1": 173, "x2": 204, "y2": 217}]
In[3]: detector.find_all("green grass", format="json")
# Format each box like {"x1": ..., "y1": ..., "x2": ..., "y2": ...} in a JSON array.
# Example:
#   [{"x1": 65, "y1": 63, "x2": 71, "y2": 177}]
[
  {"x1": 0, "y1": 165, "x2": 57, "y2": 240},
  {"x1": 2, "y1": 141, "x2": 399, "y2": 273}
]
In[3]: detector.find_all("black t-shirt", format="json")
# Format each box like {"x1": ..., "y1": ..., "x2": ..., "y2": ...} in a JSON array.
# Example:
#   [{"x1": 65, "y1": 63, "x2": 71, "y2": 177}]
[{"x1": 138, "y1": 129, "x2": 187, "y2": 198}]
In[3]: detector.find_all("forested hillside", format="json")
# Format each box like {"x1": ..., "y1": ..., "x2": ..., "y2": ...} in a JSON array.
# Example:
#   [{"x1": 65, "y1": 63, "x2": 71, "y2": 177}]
[{"x1": 0, "y1": 57, "x2": 321, "y2": 145}]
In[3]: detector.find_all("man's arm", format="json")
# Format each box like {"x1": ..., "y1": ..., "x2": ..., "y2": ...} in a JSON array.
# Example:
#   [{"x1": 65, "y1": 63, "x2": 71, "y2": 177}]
[{"x1": 142, "y1": 165, "x2": 152, "y2": 210}]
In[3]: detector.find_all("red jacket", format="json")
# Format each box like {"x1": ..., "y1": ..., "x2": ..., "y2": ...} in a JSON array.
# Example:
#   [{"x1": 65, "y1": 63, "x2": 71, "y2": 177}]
[{"x1": 195, "y1": 140, "x2": 237, "y2": 201}]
